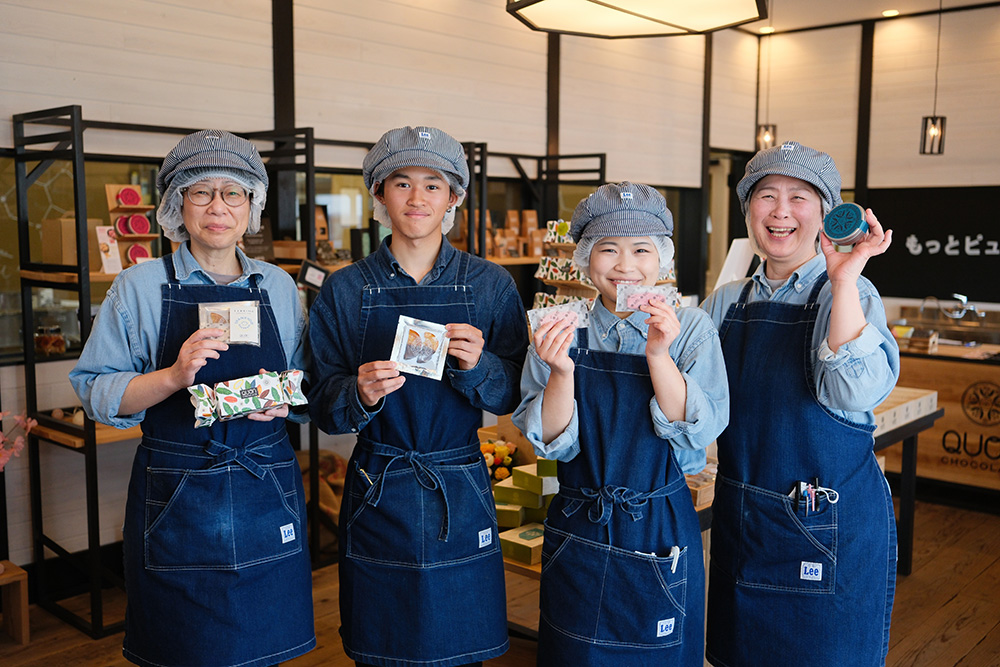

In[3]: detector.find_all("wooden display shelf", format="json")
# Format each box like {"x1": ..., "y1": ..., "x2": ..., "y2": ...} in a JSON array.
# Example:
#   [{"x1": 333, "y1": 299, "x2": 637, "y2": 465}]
[
  {"x1": 488, "y1": 255, "x2": 541, "y2": 266},
  {"x1": 21, "y1": 269, "x2": 124, "y2": 284},
  {"x1": 32, "y1": 421, "x2": 142, "y2": 449},
  {"x1": 105, "y1": 184, "x2": 154, "y2": 214},
  {"x1": 542, "y1": 279, "x2": 598, "y2": 298}
]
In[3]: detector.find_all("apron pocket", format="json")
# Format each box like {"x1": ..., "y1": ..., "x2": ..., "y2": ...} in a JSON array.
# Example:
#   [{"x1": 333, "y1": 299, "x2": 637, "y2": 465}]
[
  {"x1": 345, "y1": 458, "x2": 499, "y2": 567},
  {"x1": 540, "y1": 526, "x2": 688, "y2": 648},
  {"x1": 715, "y1": 476, "x2": 837, "y2": 594},
  {"x1": 145, "y1": 461, "x2": 302, "y2": 571}
]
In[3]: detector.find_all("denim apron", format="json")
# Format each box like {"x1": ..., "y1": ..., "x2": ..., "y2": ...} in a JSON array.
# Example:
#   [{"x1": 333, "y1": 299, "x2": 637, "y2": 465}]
[
  {"x1": 338, "y1": 252, "x2": 508, "y2": 667},
  {"x1": 121, "y1": 254, "x2": 315, "y2": 667},
  {"x1": 706, "y1": 275, "x2": 896, "y2": 667},
  {"x1": 537, "y1": 328, "x2": 704, "y2": 666}
]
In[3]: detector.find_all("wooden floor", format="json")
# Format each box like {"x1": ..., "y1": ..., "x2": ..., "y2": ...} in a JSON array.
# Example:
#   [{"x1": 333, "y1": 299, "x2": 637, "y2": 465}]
[{"x1": 1, "y1": 500, "x2": 998, "y2": 666}]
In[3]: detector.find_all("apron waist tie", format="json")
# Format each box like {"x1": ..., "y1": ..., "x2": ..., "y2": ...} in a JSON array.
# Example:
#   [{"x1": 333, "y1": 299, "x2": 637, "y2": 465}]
[
  {"x1": 204, "y1": 439, "x2": 271, "y2": 479},
  {"x1": 357, "y1": 438, "x2": 479, "y2": 543},
  {"x1": 560, "y1": 474, "x2": 687, "y2": 525}
]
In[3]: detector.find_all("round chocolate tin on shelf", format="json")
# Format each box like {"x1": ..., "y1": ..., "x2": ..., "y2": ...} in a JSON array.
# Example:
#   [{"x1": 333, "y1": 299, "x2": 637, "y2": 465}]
[
  {"x1": 823, "y1": 202, "x2": 869, "y2": 246},
  {"x1": 115, "y1": 215, "x2": 131, "y2": 235},
  {"x1": 126, "y1": 243, "x2": 150, "y2": 264},
  {"x1": 116, "y1": 186, "x2": 142, "y2": 206},
  {"x1": 127, "y1": 213, "x2": 151, "y2": 234}
]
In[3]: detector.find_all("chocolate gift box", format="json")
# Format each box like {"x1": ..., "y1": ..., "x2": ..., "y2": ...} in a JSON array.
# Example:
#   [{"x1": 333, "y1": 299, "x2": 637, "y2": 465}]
[{"x1": 188, "y1": 369, "x2": 308, "y2": 428}]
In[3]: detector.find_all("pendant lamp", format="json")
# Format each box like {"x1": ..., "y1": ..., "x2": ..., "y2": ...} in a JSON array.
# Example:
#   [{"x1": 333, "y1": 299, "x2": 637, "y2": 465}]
[
  {"x1": 506, "y1": 0, "x2": 767, "y2": 38},
  {"x1": 920, "y1": 0, "x2": 946, "y2": 154},
  {"x1": 755, "y1": 0, "x2": 776, "y2": 150}
]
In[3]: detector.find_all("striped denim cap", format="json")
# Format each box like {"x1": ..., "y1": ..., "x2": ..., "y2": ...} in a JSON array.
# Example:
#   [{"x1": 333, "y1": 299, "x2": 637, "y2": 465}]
[
  {"x1": 569, "y1": 182, "x2": 673, "y2": 242},
  {"x1": 155, "y1": 130, "x2": 268, "y2": 242},
  {"x1": 363, "y1": 126, "x2": 469, "y2": 196},
  {"x1": 736, "y1": 141, "x2": 842, "y2": 215},
  {"x1": 156, "y1": 130, "x2": 268, "y2": 195}
]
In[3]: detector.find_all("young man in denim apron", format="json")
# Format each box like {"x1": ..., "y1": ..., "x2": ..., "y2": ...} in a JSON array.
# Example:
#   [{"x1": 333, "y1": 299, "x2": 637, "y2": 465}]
[
  {"x1": 700, "y1": 142, "x2": 900, "y2": 666},
  {"x1": 513, "y1": 182, "x2": 729, "y2": 665},
  {"x1": 308, "y1": 126, "x2": 529, "y2": 667},
  {"x1": 71, "y1": 131, "x2": 315, "y2": 667}
]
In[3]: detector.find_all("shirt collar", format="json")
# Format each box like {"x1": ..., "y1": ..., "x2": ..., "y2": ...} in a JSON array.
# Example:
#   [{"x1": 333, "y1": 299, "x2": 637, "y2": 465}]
[
  {"x1": 171, "y1": 241, "x2": 260, "y2": 284},
  {"x1": 751, "y1": 254, "x2": 826, "y2": 296},
  {"x1": 376, "y1": 234, "x2": 456, "y2": 283},
  {"x1": 591, "y1": 297, "x2": 649, "y2": 341}
]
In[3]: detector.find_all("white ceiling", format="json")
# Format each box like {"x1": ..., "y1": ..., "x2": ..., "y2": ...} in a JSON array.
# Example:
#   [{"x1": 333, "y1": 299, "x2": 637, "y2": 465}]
[{"x1": 741, "y1": 0, "x2": 988, "y2": 33}]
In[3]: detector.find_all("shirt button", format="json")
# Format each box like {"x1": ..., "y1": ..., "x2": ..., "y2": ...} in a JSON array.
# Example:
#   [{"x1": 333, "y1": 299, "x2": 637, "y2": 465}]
[
  {"x1": 390, "y1": 273, "x2": 395, "y2": 279},
  {"x1": 795, "y1": 282, "x2": 802, "y2": 290}
]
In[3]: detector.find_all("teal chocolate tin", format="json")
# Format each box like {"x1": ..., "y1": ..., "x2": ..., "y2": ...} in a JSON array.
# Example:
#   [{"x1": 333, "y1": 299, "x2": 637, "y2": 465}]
[{"x1": 823, "y1": 202, "x2": 869, "y2": 246}]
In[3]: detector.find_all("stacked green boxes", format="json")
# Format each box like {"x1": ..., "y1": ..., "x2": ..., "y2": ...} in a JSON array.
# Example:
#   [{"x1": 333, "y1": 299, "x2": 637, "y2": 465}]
[
  {"x1": 493, "y1": 459, "x2": 559, "y2": 529},
  {"x1": 494, "y1": 501, "x2": 526, "y2": 529},
  {"x1": 499, "y1": 523, "x2": 545, "y2": 565}
]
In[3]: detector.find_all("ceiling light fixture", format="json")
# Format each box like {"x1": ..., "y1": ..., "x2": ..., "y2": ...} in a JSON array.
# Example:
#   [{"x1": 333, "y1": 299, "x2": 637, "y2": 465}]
[
  {"x1": 756, "y1": 0, "x2": 777, "y2": 151},
  {"x1": 505, "y1": 0, "x2": 767, "y2": 38},
  {"x1": 882, "y1": 9, "x2": 900, "y2": 18},
  {"x1": 920, "y1": 0, "x2": 946, "y2": 154}
]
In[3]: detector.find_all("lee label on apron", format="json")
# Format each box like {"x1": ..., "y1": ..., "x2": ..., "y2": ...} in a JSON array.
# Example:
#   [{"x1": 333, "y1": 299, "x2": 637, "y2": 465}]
[
  {"x1": 479, "y1": 528, "x2": 492, "y2": 548},
  {"x1": 800, "y1": 561, "x2": 822, "y2": 581},
  {"x1": 281, "y1": 523, "x2": 296, "y2": 544},
  {"x1": 657, "y1": 618, "x2": 676, "y2": 637}
]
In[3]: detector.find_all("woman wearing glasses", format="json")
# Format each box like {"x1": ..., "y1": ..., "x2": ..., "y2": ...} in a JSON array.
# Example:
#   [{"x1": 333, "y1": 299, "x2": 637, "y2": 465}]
[{"x1": 70, "y1": 130, "x2": 314, "y2": 667}]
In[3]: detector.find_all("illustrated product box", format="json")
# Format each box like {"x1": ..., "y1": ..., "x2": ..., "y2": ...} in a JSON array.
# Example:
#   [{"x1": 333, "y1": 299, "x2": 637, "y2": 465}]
[
  {"x1": 495, "y1": 501, "x2": 525, "y2": 529},
  {"x1": 500, "y1": 523, "x2": 545, "y2": 565},
  {"x1": 493, "y1": 476, "x2": 543, "y2": 509},
  {"x1": 512, "y1": 463, "x2": 560, "y2": 496}
]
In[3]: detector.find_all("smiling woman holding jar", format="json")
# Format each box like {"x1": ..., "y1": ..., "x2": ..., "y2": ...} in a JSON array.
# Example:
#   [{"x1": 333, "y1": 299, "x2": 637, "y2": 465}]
[{"x1": 700, "y1": 141, "x2": 899, "y2": 667}]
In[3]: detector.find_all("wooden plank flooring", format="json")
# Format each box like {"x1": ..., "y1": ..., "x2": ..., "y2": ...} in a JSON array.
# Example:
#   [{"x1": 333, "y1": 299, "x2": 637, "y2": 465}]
[{"x1": 1, "y1": 500, "x2": 998, "y2": 666}]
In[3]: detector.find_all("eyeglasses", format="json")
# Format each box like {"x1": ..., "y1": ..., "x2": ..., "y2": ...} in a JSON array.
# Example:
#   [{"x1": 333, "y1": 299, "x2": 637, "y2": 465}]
[{"x1": 181, "y1": 183, "x2": 250, "y2": 207}]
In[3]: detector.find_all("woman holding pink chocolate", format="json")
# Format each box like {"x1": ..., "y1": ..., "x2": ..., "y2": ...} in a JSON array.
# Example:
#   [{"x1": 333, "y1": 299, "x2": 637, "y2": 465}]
[
  {"x1": 512, "y1": 181, "x2": 728, "y2": 666},
  {"x1": 70, "y1": 130, "x2": 314, "y2": 667}
]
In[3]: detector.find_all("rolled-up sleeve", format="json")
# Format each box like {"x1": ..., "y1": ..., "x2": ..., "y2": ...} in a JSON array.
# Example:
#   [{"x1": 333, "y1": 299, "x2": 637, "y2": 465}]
[
  {"x1": 69, "y1": 283, "x2": 148, "y2": 428},
  {"x1": 447, "y1": 279, "x2": 528, "y2": 415},
  {"x1": 511, "y1": 345, "x2": 581, "y2": 462},
  {"x1": 307, "y1": 279, "x2": 380, "y2": 435},
  {"x1": 649, "y1": 309, "x2": 729, "y2": 472},
  {"x1": 814, "y1": 285, "x2": 900, "y2": 413}
]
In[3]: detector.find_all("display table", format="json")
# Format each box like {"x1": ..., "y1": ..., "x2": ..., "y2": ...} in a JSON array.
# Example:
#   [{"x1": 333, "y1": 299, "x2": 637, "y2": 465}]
[{"x1": 873, "y1": 403, "x2": 944, "y2": 575}]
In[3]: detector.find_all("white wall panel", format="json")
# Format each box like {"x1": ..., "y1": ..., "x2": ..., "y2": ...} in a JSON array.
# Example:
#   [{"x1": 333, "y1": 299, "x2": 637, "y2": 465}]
[
  {"x1": 763, "y1": 27, "x2": 861, "y2": 189},
  {"x1": 560, "y1": 34, "x2": 706, "y2": 188},
  {"x1": 870, "y1": 8, "x2": 1000, "y2": 187},
  {"x1": 0, "y1": 0, "x2": 273, "y2": 153},
  {"x1": 710, "y1": 29, "x2": 758, "y2": 152},
  {"x1": 294, "y1": 0, "x2": 548, "y2": 170}
]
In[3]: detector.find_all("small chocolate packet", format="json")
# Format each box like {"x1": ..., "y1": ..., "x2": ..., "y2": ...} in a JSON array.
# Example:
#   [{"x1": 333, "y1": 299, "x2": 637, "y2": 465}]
[
  {"x1": 390, "y1": 315, "x2": 450, "y2": 381},
  {"x1": 198, "y1": 301, "x2": 261, "y2": 345},
  {"x1": 526, "y1": 300, "x2": 591, "y2": 336},
  {"x1": 614, "y1": 284, "x2": 679, "y2": 312}
]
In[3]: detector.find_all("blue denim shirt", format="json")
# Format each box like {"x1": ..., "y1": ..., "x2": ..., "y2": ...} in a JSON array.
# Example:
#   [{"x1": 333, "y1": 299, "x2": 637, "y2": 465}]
[
  {"x1": 308, "y1": 236, "x2": 529, "y2": 435},
  {"x1": 69, "y1": 242, "x2": 310, "y2": 428},
  {"x1": 512, "y1": 298, "x2": 729, "y2": 474},
  {"x1": 699, "y1": 253, "x2": 900, "y2": 423}
]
